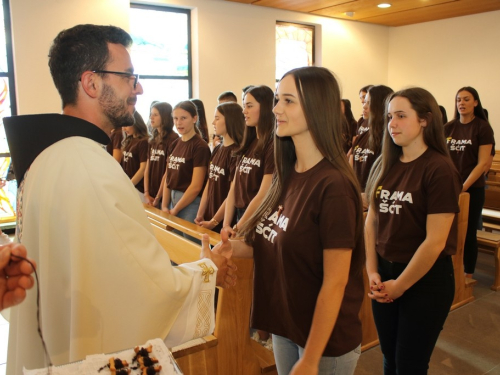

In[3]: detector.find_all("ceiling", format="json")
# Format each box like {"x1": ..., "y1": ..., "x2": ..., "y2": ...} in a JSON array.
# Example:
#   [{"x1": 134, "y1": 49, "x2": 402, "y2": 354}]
[{"x1": 223, "y1": 0, "x2": 500, "y2": 27}]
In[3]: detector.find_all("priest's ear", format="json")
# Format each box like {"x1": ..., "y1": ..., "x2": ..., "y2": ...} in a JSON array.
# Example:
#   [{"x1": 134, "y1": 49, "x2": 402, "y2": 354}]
[{"x1": 79, "y1": 71, "x2": 101, "y2": 99}]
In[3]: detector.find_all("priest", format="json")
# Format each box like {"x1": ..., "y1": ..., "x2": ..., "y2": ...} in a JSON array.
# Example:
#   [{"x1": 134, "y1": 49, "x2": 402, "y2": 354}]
[{"x1": 5, "y1": 24, "x2": 236, "y2": 373}]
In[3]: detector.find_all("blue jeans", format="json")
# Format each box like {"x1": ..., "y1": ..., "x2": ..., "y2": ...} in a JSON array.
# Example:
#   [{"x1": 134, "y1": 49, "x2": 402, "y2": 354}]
[
  {"x1": 372, "y1": 255, "x2": 454, "y2": 375},
  {"x1": 170, "y1": 189, "x2": 201, "y2": 244},
  {"x1": 272, "y1": 334, "x2": 360, "y2": 375}
]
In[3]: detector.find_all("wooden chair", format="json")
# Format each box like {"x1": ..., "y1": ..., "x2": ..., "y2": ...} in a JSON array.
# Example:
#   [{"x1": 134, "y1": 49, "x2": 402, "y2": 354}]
[{"x1": 144, "y1": 204, "x2": 277, "y2": 375}]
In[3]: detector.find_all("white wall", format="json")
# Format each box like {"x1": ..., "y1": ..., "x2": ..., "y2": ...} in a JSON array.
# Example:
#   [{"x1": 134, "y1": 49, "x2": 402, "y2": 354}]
[
  {"x1": 11, "y1": 0, "x2": 498, "y2": 137},
  {"x1": 388, "y1": 10, "x2": 500, "y2": 135},
  {"x1": 138, "y1": 0, "x2": 389, "y2": 119},
  {"x1": 10, "y1": 0, "x2": 389, "y2": 119},
  {"x1": 10, "y1": 0, "x2": 130, "y2": 114}
]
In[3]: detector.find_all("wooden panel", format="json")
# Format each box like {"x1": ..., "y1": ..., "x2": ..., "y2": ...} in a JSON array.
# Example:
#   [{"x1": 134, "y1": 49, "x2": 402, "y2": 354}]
[
  {"x1": 254, "y1": 0, "x2": 352, "y2": 13},
  {"x1": 361, "y1": 0, "x2": 500, "y2": 26},
  {"x1": 451, "y1": 192, "x2": 476, "y2": 310},
  {"x1": 312, "y1": 0, "x2": 452, "y2": 21},
  {"x1": 224, "y1": 0, "x2": 500, "y2": 26}
]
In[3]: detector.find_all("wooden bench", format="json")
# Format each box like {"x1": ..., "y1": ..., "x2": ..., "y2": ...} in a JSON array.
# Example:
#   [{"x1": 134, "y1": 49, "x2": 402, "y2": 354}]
[
  {"x1": 477, "y1": 230, "x2": 500, "y2": 291},
  {"x1": 144, "y1": 204, "x2": 277, "y2": 375},
  {"x1": 451, "y1": 193, "x2": 476, "y2": 309}
]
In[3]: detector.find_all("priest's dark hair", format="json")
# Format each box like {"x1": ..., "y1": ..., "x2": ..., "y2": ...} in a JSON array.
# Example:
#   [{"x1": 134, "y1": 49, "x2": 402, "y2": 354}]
[{"x1": 48, "y1": 24, "x2": 133, "y2": 108}]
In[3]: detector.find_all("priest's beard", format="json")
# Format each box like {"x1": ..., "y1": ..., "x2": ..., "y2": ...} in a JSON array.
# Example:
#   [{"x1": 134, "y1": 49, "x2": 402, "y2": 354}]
[{"x1": 99, "y1": 83, "x2": 136, "y2": 128}]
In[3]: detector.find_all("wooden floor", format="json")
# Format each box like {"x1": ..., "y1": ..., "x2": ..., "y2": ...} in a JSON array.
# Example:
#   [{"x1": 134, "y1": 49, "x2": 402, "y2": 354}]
[{"x1": 355, "y1": 251, "x2": 500, "y2": 375}]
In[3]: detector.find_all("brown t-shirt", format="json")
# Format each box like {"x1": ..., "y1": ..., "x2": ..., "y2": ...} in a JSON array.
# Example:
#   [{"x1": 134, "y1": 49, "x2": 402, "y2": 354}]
[
  {"x1": 121, "y1": 137, "x2": 148, "y2": 193},
  {"x1": 234, "y1": 139, "x2": 275, "y2": 209},
  {"x1": 375, "y1": 148, "x2": 462, "y2": 263},
  {"x1": 106, "y1": 129, "x2": 123, "y2": 155},
  {"x1": 205, "y1": 143, "x2": 238, "y2": 220},
  {"x1": 352, "y1": 131, "x2": 378, "y2": 191},
  {"x1": 252, "y1": 158, "x2": 363, "y2": 357},
  {"x1": 444, "y1": 117, "x2": 495, "y2": 188},
  {"x1": 357, "y1": 117, "x2": 369, "y2": 136},
  {"x1": 147, "y1": 132, "x2": 179, "y2": 198},
  {"x1": 166, "y1": 134, "x2": 211, "y2": 194}
]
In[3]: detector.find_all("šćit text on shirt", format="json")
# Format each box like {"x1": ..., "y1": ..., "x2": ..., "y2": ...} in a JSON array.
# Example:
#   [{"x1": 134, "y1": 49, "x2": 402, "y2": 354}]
[
  {"x1": 209, "y1": 162, "x2": 225, "y2": 181},
  {"x1": 168, "y1": 155, "x2": 186, "y2": 170},
  {"x1": 376, "y1": 186, "x2": 413, "y2": 215},
  {"x1": 150, "y1": 148, "x2": 165, "y2": 162},
  {"x1": 354, "y1": 145, "x2": 374, "y2": 163},
  {"x1": 446, "y1": 137, "x2": 472, "y2": 152},
  {"x1": 239, "y1": 156, "x2": 261, "y2": 174},
  {"x1": 256, "y1": 208, "x2": 289, "y2": 244}
]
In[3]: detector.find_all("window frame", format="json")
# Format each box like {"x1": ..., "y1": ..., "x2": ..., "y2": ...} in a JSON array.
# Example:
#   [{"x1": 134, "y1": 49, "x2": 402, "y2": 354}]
[
  {"x1": 275, "y1": 21, "x2": 316, "y2": 83},
  {"x1": 130, "y1": 3, "x2": 192, "y2": 98},
  {"x1": 1, "y1": 0, "x2": 17, "y2": 116}
]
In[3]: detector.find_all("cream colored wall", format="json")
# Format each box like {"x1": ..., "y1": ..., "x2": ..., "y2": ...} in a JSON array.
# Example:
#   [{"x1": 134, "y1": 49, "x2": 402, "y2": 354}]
[
  {"x1": 137, "y1": 0, "x2": 389, "y2": 119},
  {"x1": 10, "y1": 0, "x2": 130, "y2": 114},
  {"x1": 388, "y1": 10, "x2": 500, "y2": 136},
  {"x1": 10, "y1": 0, "x2": 389, "y2": 120}
]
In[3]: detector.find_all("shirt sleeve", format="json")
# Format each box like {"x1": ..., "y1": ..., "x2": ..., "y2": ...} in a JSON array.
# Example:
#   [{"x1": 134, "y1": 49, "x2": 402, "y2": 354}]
[
  {"x1": 425, "y1": 160, "x2": 461, "y2": 215},
  {"x1": 193, "y1": 139, "x2": 211, "y2": 168},
  {"x1": 320, "y1": 181, "x2": 357, "y2": 250},
  {"x1": 479, "y1": 121, "x2": 495, "y2": 146},
  {"x1": 139, "y1": 139, "x2": 149, "y2": 163},
  {"x1": 263, "y1": 140, "x2": 275, "y2": 175}
]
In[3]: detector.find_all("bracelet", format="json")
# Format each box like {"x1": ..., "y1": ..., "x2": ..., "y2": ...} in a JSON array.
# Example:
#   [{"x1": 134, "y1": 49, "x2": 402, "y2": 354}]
[{"x1": 210, "y1": 218, "x2": 219, "y2": 226}]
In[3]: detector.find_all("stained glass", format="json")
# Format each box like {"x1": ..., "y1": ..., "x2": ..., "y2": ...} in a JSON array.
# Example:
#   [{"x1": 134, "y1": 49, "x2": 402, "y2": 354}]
[{"x1": 276, "y1": 22, "x2": 314, "y2": 81}]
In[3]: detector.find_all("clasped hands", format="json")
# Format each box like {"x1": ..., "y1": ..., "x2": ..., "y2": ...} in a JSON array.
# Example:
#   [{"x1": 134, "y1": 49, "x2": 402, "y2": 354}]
[
  {"x1": 368, "y1": 273, "x2": 405, "y2": 303},
  {"x1": 200, "y1": 229, "x2": 237, "y2": 289},
  {"x1": 0, "y1": 243, "x2": 36, "y2": 311}
]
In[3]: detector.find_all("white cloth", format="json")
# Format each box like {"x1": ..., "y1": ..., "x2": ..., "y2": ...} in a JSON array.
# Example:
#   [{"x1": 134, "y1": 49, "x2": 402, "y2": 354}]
[{"x1": 7, "y1": 137, "x2": 216, "y2": 373}]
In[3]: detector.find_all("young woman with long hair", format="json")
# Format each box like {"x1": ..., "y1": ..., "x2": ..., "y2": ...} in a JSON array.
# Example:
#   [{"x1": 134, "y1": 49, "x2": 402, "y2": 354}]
[
  {"x1": 341, "y1": 99, "x2": 358, "y2": 154},
  {"x1": 350, "y1": 85, "x2": 393, "y2": 204},
  {"x1": 223, "y1": 85, "x2": 275, "y2": 237},
  {"x1": 215, "y1": 67, "x2": 365, "y2": 375},
  {"x1": 143, "y1": 101, "x2": 179, "y2": 206},
  {"x1": 161, "y1": 101, "x2": 211, "y2": 240},
  {"x1": 106, "y1": 126, "x2": 123, "y2": 162},
  {"x1": 195, "y1": 102, "x2": 245, "y2": 233},
  {"x1": 191, "y1": 98, "x2": 210, "y2": 143},
  {"x1": 444, "y1": 87, "x2": 494, "y2": 277},
  {"x1": 365, "y1": 88, "x2": 462, "y2": 374},
  {"x1": 121, "y1": 111, "x2": 150, "y2": 202}
]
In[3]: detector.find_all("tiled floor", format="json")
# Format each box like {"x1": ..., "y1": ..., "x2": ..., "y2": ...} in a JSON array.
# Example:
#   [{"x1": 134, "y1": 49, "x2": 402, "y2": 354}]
[
  {"x1": 1, "y1": 253, "x2": 499, "y2": 374},
  {"x1": 355, "y1": 251, "x2": 500, "y2": 375}
]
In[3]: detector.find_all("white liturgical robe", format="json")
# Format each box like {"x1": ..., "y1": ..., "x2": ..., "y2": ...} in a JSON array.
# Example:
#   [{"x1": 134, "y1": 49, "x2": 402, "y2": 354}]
[{"x1": 6, "y1": 134, "x2": 217, "y2": 373}]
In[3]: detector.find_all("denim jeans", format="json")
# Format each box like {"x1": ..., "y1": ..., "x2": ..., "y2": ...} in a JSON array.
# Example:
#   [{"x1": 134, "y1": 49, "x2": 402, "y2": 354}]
[
  {"x1": 272, "y1": 334, "x2": 360, "y2": 375},
  {"x1": 372, "y1": 255, "x2": 454, "y2": 375},
  {"x1": 170, "y1": 189, "x2": 201, "y2": 244}
]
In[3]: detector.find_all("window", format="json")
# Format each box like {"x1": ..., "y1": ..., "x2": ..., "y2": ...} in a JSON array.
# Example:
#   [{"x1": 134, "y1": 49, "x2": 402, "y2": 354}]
[
  {"x1": 130, "y1": 4, "x2": 191, "y2": 121},
  {"x1": 275, "y1": 21, "x2": 315, "y2": 83},
  {"x1": 0, "y1": 0, "x2": 17, "y2": 226}
]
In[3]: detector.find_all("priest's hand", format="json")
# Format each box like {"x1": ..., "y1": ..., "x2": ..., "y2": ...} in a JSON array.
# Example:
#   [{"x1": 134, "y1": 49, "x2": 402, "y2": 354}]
[
  {"x1": 200, "y1": 233, "x2": 237, "y2": 289},
  {"x1": 0, "y1": 243, "x2": 36, "y2": 311}
]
